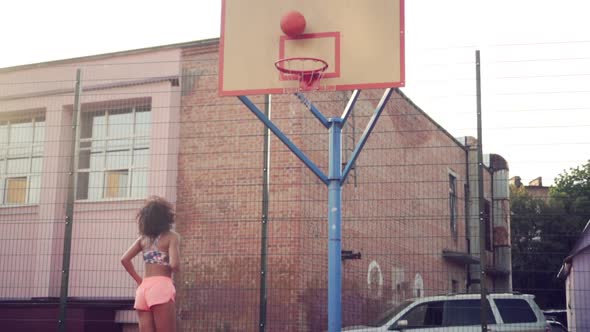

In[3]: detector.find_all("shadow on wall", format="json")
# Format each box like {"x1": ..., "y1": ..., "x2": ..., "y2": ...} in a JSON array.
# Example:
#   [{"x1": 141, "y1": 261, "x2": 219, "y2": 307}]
[{"x1": 301, "y1": 277, "x2": 393, "y2": 331}]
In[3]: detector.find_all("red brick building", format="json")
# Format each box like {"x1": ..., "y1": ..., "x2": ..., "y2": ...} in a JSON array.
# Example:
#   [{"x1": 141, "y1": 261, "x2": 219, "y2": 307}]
[
  {"x1": 176, "y1": 40, "x2": 511, "y2": 331},
  {"x1": 510, "y1": 176, "x2": 550, "y2": 201}
]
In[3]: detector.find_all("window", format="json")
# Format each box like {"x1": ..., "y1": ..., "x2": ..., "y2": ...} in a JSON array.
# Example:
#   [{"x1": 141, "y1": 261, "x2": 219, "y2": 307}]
[
  {"x1": 76, "y1": 105, "x2": 150, "y2": 200},
  {"x1": 0, "y1": 117, "x2": 45, "y2": 205},
  {"x1": 370, "y1": 300, "x2": 413, "y2": 327},
  {"x1": 104, "y1": 169, "x2": 129, "y2": 198},
  {"x1": 6, "y1": 177, "x2": 27, "y2": 203},
  {"x1": 402, "y1": 301, "x2": 443, "y2": 328},
  {"x1": 444, "y1": 299, "x2": 496, "y2": 326},
  {"x1": 449, "y1": 172, "x2": 458, "y2": 238},
  {"x1": 494, "y1": 299, "x2": 538, "y2": 323}
]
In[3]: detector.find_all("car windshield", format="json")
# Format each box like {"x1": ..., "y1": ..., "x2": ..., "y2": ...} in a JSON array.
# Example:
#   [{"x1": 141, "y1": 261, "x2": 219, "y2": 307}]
[{"x1": 368, "y1": 300, "x2": 414, "y2": 327}]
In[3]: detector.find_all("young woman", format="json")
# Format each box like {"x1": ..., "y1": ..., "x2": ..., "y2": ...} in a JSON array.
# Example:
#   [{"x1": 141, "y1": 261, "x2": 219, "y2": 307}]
[{"x1": 121, "y1": 196, "x2": 181, "y2": 332}]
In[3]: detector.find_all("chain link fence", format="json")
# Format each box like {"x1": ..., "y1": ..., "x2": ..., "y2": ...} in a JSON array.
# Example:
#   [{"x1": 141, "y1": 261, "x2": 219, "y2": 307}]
[{"x1": 0, "y1": 41, "x2": 584, "y2": 331}]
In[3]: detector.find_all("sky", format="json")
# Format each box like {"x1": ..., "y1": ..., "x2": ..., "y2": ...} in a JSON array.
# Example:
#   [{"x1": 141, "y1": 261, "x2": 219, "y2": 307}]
[{"x1": 1, "y1": 0, "x2": 589, "y2": 185}]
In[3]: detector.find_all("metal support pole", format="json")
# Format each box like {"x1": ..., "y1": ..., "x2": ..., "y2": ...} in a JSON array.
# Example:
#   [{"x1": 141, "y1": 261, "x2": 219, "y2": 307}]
[
  {"x1": 342, "y1": 89, "x2": 393, "y2": 183},
  {"x1": 259, "y1": 95, "x2": 271, "y2": 332},
  {"x1": 58, "y1": 68, "x2": 82, "y2": 332},
  {"x1": 238, "y1": 90, "x2": 389, "y2": 331},
  {"x1": 476, "y1": 50, "x2": 488, "y2": 332},
  {"x1": 237, "y1": 96, "x2": 328, "y2": 184},
  {"x1": 327, "y1": 118, "x2": 343, "y2": 332}
]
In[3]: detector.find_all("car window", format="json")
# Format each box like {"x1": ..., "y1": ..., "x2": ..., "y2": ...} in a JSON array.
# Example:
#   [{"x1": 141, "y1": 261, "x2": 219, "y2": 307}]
[
  {"x1": 494, "y1": 299, "x2": 538, "y2": 323},
  {"x1": 369, "y1": 300, "x2": 414, "y2": 327},
  {"x1": 444, "y1": 299, "x2": 496, "y2": 326},
  {"x1": 401, "y1": 301, "x2": 444, "y2": 328}
]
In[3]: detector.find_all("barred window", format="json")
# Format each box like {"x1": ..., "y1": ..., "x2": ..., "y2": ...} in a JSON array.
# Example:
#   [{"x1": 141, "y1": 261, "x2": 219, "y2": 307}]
[
  {"x1": 76, "y1": 105, "x2": 150, "y2": 200},
  {"x1": 449, "y1": 172, "x2": 458, "y2": 238},
  {"x1": 0, "y1": 116, "x2": 45, "y2": 205}
]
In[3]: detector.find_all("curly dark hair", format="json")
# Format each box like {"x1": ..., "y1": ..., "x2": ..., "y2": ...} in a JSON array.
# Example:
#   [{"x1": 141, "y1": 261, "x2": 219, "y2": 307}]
[{"x1": 137, "y1": 196, "x2": 175, "y2": 238}]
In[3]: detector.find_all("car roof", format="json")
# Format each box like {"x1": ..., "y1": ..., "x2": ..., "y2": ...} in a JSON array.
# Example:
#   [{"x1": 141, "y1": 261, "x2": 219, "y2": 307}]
[{"x1": 407, "y1": 292, "x2": 533, "y2": 303}]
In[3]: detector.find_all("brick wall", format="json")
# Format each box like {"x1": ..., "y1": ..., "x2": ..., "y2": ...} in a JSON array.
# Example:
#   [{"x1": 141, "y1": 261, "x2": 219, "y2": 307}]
[{"x1": 177, "y1": 43, "x2": 471, "y2": 331}]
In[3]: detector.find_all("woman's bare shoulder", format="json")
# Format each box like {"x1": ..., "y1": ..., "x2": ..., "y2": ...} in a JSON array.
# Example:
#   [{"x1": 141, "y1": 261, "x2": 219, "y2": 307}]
[
  {"x1": 169, "y1": 230, "x2": 180, "y2": 240},
  {"x1": 136, "y1": 235, "x2": 147, "y2": 248},
  {"x1": 163, "y1": 230, "x2": 180, "y2": 241}
]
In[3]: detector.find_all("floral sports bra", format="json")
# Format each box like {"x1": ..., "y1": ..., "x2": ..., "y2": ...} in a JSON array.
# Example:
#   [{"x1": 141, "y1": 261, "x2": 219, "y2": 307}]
[{"x1": 142, "y1": 235, "x2": 170, "y2": 266}]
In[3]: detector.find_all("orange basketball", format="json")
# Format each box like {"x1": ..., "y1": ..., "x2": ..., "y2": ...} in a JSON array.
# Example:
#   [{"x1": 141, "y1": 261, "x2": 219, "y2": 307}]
[{"x1": 280, "y1": 11, "x2": 306, "y2": 37}]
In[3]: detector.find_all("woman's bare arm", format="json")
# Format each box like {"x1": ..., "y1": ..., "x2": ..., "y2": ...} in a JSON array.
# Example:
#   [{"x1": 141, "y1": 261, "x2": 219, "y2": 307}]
[
  {"x1": 168, "y1": 231, "x2": 181, "y2": 272},
  {"x1": 121, "y1": 237, "x2": 143, "y2": 284}
]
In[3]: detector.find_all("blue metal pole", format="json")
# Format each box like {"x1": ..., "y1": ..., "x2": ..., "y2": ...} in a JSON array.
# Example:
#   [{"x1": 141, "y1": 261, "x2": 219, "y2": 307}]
[
  {"x1": 327, "y1": 118, "x2": 343, "y2": 332},
  {"x1": 238, "y1": 95, "x2": 328, "y2": 184},
  {"x1": 342, "y1": 88, "x2": 393, "y2": 184},
  {"x1": 294, "y1": 92, "x2": 329, "y2": 128},
  {"x1": 238, "y1": 90, "x2": 391, "y2": 330}
]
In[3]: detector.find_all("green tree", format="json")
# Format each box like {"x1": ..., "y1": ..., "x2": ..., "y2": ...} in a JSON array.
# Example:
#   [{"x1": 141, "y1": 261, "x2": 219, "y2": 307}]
[
  {"x1": 511, "y1": 160, "x2": 590, "y2": 309},
  {"x1": 551, "y1": 160, "x2": 590, "y2": 221},
  {"x1": 510, "y1": 185, "x2": 563, "y2": 309}
]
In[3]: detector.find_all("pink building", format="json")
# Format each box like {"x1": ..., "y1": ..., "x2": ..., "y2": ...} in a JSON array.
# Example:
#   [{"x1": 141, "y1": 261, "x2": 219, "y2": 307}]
[{"x1": 0, "y1": 43, "x2": 185, "y2": 331}]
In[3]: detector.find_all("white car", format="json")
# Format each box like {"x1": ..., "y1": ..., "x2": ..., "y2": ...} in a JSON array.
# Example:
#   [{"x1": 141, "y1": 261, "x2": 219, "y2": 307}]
[
  {"x1": 343, "y1": 293, "x2": 549, "y2": 332},
  {"x1": 547, "y1": 319, "x2": 568, "y2": 332}
]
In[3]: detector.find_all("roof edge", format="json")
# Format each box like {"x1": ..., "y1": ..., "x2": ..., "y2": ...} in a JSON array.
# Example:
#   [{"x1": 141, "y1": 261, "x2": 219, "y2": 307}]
[
  {"x1": 0, "y1": 38, "x2": 220, "y2": 73},
  {"x1": 568, "y1": 218, "x2": 590, "y2": 257},
  {"x1": 395, "y1": 88, "x2": 468, "y2": 151}
]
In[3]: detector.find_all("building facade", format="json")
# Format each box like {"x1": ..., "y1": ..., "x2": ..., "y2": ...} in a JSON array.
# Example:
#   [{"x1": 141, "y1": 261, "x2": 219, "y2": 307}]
[
  {"x1": 0, "y1": 39, "x2": 511, "y2": 331},
  {"x1": 510, "y1": 176, "x2": 550, "y2": 201},
  {"x1": 0, "y1": 44, "x2": 183, "y2": 331},
  {"x1": 558, "y1": 219, "x2": 590, "y2": 332},
  {"x1": 175, "y1": 41, "x2": 512, "y2": 330}
]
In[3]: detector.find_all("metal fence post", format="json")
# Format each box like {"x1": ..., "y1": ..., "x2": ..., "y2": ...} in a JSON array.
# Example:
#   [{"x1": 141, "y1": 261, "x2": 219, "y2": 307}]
[
  {"x1": 476, "y1": 50, "x2": 488, "y2": 332},
  {"x1": 58, "y1": 68, "x2": 82, "y2": 332},
  {"x1": 259, "y1": 94, "x2": 271, "y2": 332}
]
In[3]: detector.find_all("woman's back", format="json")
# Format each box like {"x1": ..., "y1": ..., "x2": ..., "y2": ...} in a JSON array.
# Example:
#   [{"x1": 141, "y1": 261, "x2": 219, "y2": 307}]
[
  {"x1": 121, "y1": 196, "x2": 179, "y2": 332},
  {"x1": 141, "y1": 230, "x2": 180, "y2": 277}
]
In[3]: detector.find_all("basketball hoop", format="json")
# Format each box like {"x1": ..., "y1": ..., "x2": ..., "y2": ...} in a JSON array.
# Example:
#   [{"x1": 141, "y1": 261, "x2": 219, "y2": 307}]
[{"x1": 275, "y1": 57, "x2": 328, "y2": 91}]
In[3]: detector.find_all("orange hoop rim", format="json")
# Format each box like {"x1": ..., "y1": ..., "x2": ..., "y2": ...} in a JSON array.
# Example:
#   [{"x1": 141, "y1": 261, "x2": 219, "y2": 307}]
[
  {"x1": 275, "y1": 57, "x2": 329, "y2": 90},
  {"x1": 274, "y1": 57, "x2": 329, "y2": 76}
]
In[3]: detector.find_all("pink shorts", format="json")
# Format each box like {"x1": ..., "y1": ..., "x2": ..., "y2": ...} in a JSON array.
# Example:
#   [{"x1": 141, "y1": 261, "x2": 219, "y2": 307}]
[{"x1": 134, "y1": 276, "x2": 176, "y2": 311}]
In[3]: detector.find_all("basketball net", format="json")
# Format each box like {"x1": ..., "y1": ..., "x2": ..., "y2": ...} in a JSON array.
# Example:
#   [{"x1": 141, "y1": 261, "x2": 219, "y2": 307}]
[{"x1": 275, "y1": 57, "x2": 328, "y2": 93}]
